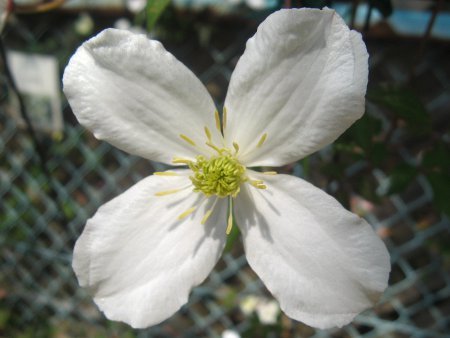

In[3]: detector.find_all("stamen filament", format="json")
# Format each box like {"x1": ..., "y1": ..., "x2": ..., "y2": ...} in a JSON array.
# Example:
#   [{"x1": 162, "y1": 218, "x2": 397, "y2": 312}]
[
  {"x1": 201, "y1": 209, "x2": 213, "y2": 224},
  {"x1": 172, "y1": 157, "x2": 192, "y2": 165},
  {"x1": 201, "y1": 197, "x2": 219, "y2": 224},
  {"x1": 257, "y1": 133, "x2": 268, "y2": 148},
  {"x1": 154, "y1": 171, "x2": 179, "y2": 176},
  {"x1": 249, "y1": 179, "x2": 267, "y2": 190},
  {"x1": 179, "y1": 134, "x2": 196, "y2": 146},
  {"x1": 155, "y1": 188, "x2": 182, "y2": 196},
  {"x1": 214, "y1": 110, "x2": 221, "y2": 132},
  {"x1": 178, "y1": 207, "x2": 197, "y2": 220},
  {"x1": 204, "y1": 126, "x2": 212, "y2": 142},
  {"x1": 233, "y1": 142, "x2": 239, "y2": 154},
  {"x1": 206, "y1": 141, "x2": 222, "y2": 154},
  {"x1": 262, "y1": 171, "x2": 277, "y2": 175},
  {"x1": 226, "y1": 197, "x2": 233, "y2": 235},
  {"x1": 223, "y1": 107, "x2": 228, "y2": 131}
]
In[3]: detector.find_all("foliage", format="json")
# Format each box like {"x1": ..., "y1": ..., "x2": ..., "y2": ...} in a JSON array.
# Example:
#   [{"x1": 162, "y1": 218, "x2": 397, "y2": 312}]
[
  {"x1": 331, "y1": 84, "x2": 450, "y2": 218},
  {"x1": 146, "y1": 0, "x2": 171, "y2": 32}
]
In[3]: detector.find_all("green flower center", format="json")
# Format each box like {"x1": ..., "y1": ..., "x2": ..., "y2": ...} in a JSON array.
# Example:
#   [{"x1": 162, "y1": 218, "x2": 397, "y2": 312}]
[{"x1": 189, "y1": 153, "x2": 246, "y2": 198}]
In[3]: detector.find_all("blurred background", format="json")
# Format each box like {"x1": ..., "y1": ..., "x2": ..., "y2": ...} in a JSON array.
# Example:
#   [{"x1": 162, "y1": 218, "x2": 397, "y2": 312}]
[{"x1": 1, "y1": 0, "x2": 449, "y2": 337}]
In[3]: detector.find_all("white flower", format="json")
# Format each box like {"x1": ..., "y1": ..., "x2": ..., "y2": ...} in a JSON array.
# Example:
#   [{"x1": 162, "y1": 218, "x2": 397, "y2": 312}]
[
  {"x1": 240, "y1": 295, "x2": 259, "y2": 316},
  {"x1": 74, "y1": 13, "x2": 94, "y2": 36},
  {"x1": 126, "y1": 0, "x2": 147, "y2": 13},
  {"x1": 63, "y1": 8, "x2": 390, "y2": 330},
  {"x1": 256, "y1": 299, "x2": 280, "y2": 325},
  {"x1": 222, "y1": 329, "x2": 241, "y2": 338},
  {"x1": 240, "y1": 295, "x2": 280, "y2": 325}
]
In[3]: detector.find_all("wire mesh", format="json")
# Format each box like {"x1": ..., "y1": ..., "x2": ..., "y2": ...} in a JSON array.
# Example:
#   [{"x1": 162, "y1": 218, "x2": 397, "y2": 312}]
[{"x1": 1, "y1": 5, "x2": 449, "y2": 338}]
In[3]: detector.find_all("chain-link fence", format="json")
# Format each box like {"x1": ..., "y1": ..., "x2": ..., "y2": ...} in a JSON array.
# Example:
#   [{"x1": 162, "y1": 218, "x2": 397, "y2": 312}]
[{"x1": 1, "y1": 2, "x2": 450, "y2": 338}]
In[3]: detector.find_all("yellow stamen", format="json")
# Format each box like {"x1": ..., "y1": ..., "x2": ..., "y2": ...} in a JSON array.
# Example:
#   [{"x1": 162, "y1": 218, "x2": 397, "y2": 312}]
[
  {"x1": 257, "y1": 133, "x2": 268, "y2": 148},
  {"x1": 154, "y1": 171, "x2": 179, "y2": 176},
  {"x1": 155, "y1": 188, "x2": 182, "y2": 196},
  {"x1": 226, "y1": 198, "x2": 233, "y2": 235},
  {"x1": 177, "y1": 207, "x2": 197, "y2": 220},
  {"x1": 172, "y1": 157, "x2": 192, "y2": 165},
  {"x1": 206, "y1": 141, "x2": 222, "y2": 154},
  {"x1": 201, "y1": 209, "x2": 214, "y2": 225},
  {"x1": 200, "y1": 197, "x2": 218, "y2": 224},
  {"x1": 223, "y1": 107, "x2": 227, "y2": 130},
  {"x1": 233, "y1": 142, "x2": 239, "y2": 154},
  {"x1": 214, "y1": 110, "x2": 221, "y2": 132},
  {"x1": 250, "y1": 180, "x2": 267, "y2": 190},
  {"x1": 204, "y1": 126, "x2": 212, "y2": 142},
  {"x1": 262, "y1": 171, "x2": 277, "y2": 175},
  {"x1": 226, "y1": 214, "x2": 233, "y2": 234},
  {"x1": 179, "y1": 134, "x2": 196, "y2": 146}
]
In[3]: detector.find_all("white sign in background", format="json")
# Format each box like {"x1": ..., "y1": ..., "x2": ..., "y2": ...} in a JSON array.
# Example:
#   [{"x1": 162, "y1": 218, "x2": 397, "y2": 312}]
[{"x1": 7, "y1": 50, "x2": 63, "y2": 135}]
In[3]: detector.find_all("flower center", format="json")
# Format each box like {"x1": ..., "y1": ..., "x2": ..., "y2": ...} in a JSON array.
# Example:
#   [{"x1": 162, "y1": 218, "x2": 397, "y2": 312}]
[
  {"x1": 189, "y1": 153, "x2": 246, "y2": 198},
  {"x1": 153, "y1": 108, "x2": 274, "y2": 235}
]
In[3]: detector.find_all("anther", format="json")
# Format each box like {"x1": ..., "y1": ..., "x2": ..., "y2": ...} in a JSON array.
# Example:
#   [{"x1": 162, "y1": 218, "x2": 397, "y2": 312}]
[
  {"x1": 257, "y1": 133, "x2": 268, "y2": 148},
  {"x1": 223, "y1": 107, "x2": 228, "y2": 131},
  {"x1": 201, "y1": 209, "x2": 213, "y2": 224},
  {"x1": 178, "y1": 207, "x2": 197, "y2": 220},
  {"x1": 172, "y1": 157, "x2": 192, "y2": 165},
  {"x1": 154, "y1": 171, "x2": 179, "y2": 176},
  {"x1": 226, "y1": 198, "x2": 233, "y2": 235},
  {"x1": 262, "y1": 171, "x2": 277, "y2": 175},
  {"x1": 179, "y1": 134, "x2": 196, "y2": 146},
  {"x1": 204, "y1": 126, "x2": 212, "y2": 142},
  {"x1": 250, "y1": 180, "x2": 267, "y2": 190},
  {"x1": 233, "y1": 142, "x2": 239, "y2": 154},
  {"x1": 214, "y1": 110, "x2": 221, "y2": 132},
  {"x1": 205, "y1": 141, "x2": 222, "y2": 154},
  {"x1": 155, "y1": 188, "x2": 182, "y2": 196}
]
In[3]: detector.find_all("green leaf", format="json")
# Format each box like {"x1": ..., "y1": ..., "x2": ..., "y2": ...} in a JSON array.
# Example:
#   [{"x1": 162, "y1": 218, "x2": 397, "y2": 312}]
[
  {"x1": 370, "y1": 142, "x2": 388, "y2": 167},
  {"x1": 355, "y1": 174, "x2": 381, "y2": 204},
  {"x1": 386, "y1": 163, "x2": 417, "y2": 195},
  {"x1": 146, "y1": 0, "x2": 171, "y2": 32},
  {"x1": 0, "y1": 309, "x2": 10, "y2": 329},
  {"x1": 422, "y1": 143, "x2": 450, "y2": 171},
  {"x1": 343, "y1": 113, "x2": 383, "y2": 151},
  {"x1": 300, "y1": 157, "x2": 310, "y2": 178},
  {"x1": 368, "y1": 86, "x2": 431, "y2": 134},
  {"x1": 426, "y1": 171, "x2": 450, "y2": 217},
  {"x1": 422, "y1": 142, "x2": 450, "y2": 216}
]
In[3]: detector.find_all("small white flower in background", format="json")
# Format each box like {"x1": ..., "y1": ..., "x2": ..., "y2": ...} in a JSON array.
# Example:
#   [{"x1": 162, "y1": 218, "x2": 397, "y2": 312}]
[
  {"x1": 222, "y1": 329, "x2": 241, "y2": 338},
  {"x1": 226, "y1": 0, "x2": 276, "y2": 10},
  {"x1": 113, "y1": 18, "x2": 147, "y2": 35},
  {"x1": 240, "y1": 295, "x2": 280, "y2": 325},
  {"x1": 63, "y1": 8, "x2": 390, "y2": 330},
  {"x1": 256, "y1": 299, "x2": 280, "y2": 325},
  {"x1": 126, "y1": 0, "x2": 147, "y2": 13},
  {"x1": 74, "y1": 13, "x2": 94, "y2": 36},
  {"x1": 240, "y1": 295, "x2": 259, "y2": 316}
]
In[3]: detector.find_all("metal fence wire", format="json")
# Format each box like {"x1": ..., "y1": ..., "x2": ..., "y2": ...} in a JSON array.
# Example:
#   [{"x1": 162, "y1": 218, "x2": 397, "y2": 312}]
[{"x1": 1, "y1": 5, "x2": 450, "y2": 338}]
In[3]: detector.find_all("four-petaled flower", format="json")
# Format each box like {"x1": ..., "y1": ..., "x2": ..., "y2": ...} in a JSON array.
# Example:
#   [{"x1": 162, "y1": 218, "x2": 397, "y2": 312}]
[{"x1": 63, "y1": 8, "x2": 390, "y2": 330}]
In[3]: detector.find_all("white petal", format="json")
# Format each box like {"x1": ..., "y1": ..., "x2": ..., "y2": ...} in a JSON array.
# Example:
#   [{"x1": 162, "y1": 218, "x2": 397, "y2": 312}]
[
  {"x1": 235, "y1": 172, "x2": 390, "y2": 329},
  {"x1": 224, "y1": 8, "x2": 368, "y2": 166},
  {"x1": 63, "y1": 29, "x2": 221, "y2": 165},
  {"x1": 73, "y1": 170, "x2": 227, "y2": 328}
]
